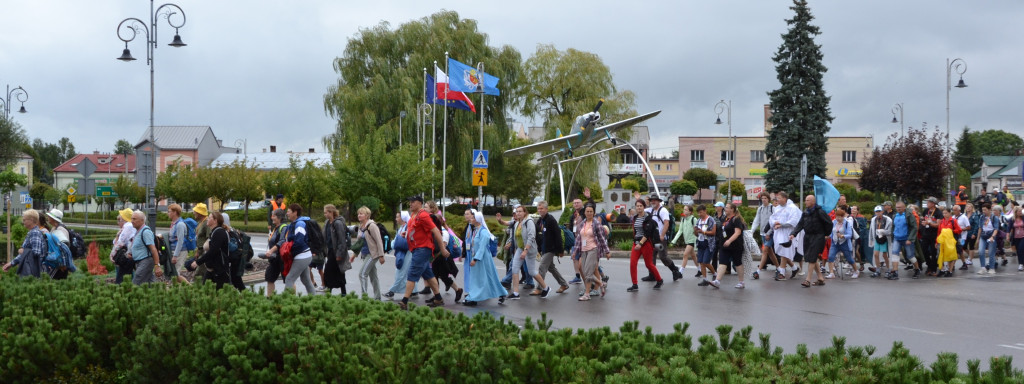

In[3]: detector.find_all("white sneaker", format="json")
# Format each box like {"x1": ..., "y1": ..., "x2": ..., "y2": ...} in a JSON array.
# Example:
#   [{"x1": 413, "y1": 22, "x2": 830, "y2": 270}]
[
  {"x1": 977, "y1": 268, "x2": 988, "y2": 275},
  {"x1": 734, "y1": 282, "x2": 745, "y2": 289},
  {"x1": 710, "y1": 280, "x2": 721, "y2": 289},
  {"x1": 966, "y1": 260, "x2": 973, "y2": 265},
  {"x1": 798, "y1": 271, "x2": 806, "y2": 276},
  {"x1": 1018, "y1": 265, "x2": 1023, "y2": 271},
  {"x1": 988, "y1": 268, "x2": 996, "y2": 275},
  {"x1": 825, "y1": 273, "x2": 836, "y2": 279},
  {"x1": 851, "y1": 272, "x2": 859, "y2": 279}
]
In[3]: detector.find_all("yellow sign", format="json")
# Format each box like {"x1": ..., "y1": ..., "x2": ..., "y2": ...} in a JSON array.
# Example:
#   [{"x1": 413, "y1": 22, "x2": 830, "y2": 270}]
[
  {"x1": 66, "y1": 186, "x2": 76, "y2": 195},
  {"x1": 472, "y1": 169, "x2": 488, "y2": 186},
  {"x1": 749, "y1": 168, "x2": 768, "y2": 176},
  {"x1": 68, "y1": 195, "x2": 76, "y2": 203}
]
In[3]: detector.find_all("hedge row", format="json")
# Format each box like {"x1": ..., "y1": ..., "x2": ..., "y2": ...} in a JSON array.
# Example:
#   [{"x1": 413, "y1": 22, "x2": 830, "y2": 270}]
[{"x1": 1, "y1": 277, "x2": 1021, "y2": 383}]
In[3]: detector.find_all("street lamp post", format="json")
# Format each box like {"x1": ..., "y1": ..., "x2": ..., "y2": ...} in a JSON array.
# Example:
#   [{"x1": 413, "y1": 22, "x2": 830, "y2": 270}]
[
  {"x1": 116, "y1": 0, "x2": 187, "y2": 230},
  {"x1": 1, "y1": 85, "x2": 29, "y2": 120},
  {"x1": 398, "y1": 110, "x2": 407, "y2": 146},
  {"x1": 1, "y1": 84, "x2": 28, "y2": 264},
  {"x1": 891, "y1": 102, "x2": 904, "y2": 138},
  {"x1": 946, "y1": 58, "x2": 967, "y2": 206},
  {"x1": 714, "y1": 100, "x2": 733, "y2": 202}
]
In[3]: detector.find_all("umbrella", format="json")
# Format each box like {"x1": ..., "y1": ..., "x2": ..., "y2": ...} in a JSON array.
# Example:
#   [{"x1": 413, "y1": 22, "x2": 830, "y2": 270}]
[{"x1": 813, "y1": 175, "x2": 840, "y2": 212}]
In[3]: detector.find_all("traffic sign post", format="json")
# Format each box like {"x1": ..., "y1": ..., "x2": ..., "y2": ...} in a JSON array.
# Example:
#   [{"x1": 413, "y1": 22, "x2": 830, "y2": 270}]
[
  {"x1": 472, "y1": 169, "x2": 488, "y2": 187},
  {"x1": 800, "y1": 154, "x2": 808, "y2": 209},
  {"x1": 96, "y1": 186, "x2": 117, "y2": 198},
  {"x1": 75, "y1": 157, "x2": 98, "y2": 236}
]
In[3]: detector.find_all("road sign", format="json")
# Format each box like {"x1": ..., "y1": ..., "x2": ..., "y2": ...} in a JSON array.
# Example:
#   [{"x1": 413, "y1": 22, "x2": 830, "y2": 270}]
[
  {"x1": 76, "y1": 157, "x2": 98, "y2": 179},
  {"x1": 66, "y1": 186, "x2": 76, "y2": 195},
  {"x1": 78, "y1": 179, "x2": 96, "y2": 198},
  {"x1": 19, "y1": 192, "x2": 29, "y2": 204},
  {"x1": 96, "y1": 186, "x2": 117, "y2": 197},
  {"x1": 472, "y1": 149, "x2": 489, "y2": 169},
  {"x1": 68, "y1": 195, "x2": 76, "y2": 203},
  {"x1": 24, "y1": 197, "x2": 32, "y2": 209},
  {"x1": 472, "y1": 169, "x2": 488, "y2": 186}
]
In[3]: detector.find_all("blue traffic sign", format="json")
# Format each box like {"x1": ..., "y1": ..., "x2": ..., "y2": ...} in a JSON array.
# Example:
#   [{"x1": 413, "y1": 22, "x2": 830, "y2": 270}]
[{"x1": 472, "y1": 149, "x2": 489, "y2": 169}]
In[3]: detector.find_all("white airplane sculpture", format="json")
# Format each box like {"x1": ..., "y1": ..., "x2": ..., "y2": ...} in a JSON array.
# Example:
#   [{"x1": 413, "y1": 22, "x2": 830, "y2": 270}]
[{"x1": 503, "y1": 99, "x2": 661, "y2": 158}]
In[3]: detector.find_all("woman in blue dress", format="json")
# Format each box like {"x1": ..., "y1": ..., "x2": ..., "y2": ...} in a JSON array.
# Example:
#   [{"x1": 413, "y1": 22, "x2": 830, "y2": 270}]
[{"x1": 462, "y1": 209, "x2": 508, "y2": 306}]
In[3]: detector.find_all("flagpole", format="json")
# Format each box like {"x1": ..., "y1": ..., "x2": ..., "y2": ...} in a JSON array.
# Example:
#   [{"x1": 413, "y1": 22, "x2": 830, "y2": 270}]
[
  {"x1": 442, "y1": 52, "x2": 450, "y2": 209},
  {"x1": 432, "y1": 60, "x2": 438, "y2": 201},
  {"x1": 477, "y1": 61, "x2": 485, "y2": 206},
  {"x1": 421, "y1": 67, "x2": 426, "y2": 162}
]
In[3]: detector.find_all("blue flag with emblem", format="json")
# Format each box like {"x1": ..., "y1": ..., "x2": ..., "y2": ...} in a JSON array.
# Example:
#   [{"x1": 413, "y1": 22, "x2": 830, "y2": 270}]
[{"x1": 447, "y1": 58, "x2": 500, "y2": 96}]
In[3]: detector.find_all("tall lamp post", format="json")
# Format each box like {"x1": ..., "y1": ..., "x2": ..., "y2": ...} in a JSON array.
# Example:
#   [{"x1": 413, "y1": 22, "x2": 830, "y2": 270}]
[
  {"x1": 714, "y1": 100, "x2": 734, "y2": 202},
  {"x1": 1, "y1": 84, "x2": 28, "y2": 264},
  {"x1": 116, "y1": 0, "x2": 187, "y2": 229},
  {"x1": 891, "y1": 102, "x2": 904, "y2": 138},
  {"x1": 946, "y1": 58, "x2": 967, "y2": 206},
  {"x1": 398, "y1": 110, "x2": 407, "y2": 146}
]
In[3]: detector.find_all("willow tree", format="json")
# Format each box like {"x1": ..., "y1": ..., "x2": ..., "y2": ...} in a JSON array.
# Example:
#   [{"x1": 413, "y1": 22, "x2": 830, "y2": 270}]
[
  {"x1": 765, "y1": 0, "x2": 833, "y2": 196},
  {"x1": 519, "y1": 44, "x2": 637, "y2": 202},
  {"x1": 323, "y1": 10, "x2": 523, "y2": 199}
]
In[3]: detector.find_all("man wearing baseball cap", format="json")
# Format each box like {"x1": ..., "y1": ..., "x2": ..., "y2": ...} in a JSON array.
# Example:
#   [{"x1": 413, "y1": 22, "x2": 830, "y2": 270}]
[
  {"x1": 643, "y1": 193, "x2": 682, "y2": 281},
  {"x1": 397, "y1": 195, "x2": 450, "y2": 310}
]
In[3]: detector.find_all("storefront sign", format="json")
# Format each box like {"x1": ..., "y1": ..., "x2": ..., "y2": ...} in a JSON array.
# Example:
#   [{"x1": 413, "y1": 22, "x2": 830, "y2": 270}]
[
  {"x1": 835, "y1": 168, "x2": 862, "y2": 177},
  {"x1": 749, "y1": 168, "x2": 768, "y2": 176}
]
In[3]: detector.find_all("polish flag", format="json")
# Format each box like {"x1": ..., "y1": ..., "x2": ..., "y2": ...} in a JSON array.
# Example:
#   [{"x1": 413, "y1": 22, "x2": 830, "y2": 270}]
[{"x1": 435, "y1": 66, "x2": 476, "y2": 113}]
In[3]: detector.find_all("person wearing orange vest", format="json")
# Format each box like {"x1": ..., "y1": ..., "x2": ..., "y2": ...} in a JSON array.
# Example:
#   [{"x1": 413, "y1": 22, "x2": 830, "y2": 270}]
[
  {"x1": 955, "y1": 186, "x2": 969, "y2": 212},
  {"x1": 268, "y1": 194, "x2": 286, "y2": 233}
]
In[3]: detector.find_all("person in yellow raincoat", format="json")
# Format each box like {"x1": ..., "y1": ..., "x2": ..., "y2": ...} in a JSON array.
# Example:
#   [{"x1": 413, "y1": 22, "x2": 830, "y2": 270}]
[{"x1": 936, "y1": 207, "x2": 962, "y2": 277}]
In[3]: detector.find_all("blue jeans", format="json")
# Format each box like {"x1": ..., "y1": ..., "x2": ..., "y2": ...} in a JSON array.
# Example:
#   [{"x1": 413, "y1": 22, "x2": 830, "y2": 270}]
[
  {"x1": 501, "y1": 263, "x2": 533, "y2": 285},
  {"x1": 892, "y1": 239, "x2": 916, "y2": 264},
  {"x1": 978, "y1": 236, "x2": 997, "y2": 269},
  {"x1": 828, "y1": 241, "x2": 856, "y2": 265},
  {"x1": 389, "y1": 250, "x2": 419, "y2": 294},
  {"x1": 407, "y1": 248, "x2": 435, "y2": 282}
]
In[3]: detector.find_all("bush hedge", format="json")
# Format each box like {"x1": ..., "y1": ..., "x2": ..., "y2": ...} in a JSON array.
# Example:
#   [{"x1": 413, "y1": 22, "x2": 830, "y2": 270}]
[{"x1": 0, "y1": 277, "x2": 1020, "y2": 383}]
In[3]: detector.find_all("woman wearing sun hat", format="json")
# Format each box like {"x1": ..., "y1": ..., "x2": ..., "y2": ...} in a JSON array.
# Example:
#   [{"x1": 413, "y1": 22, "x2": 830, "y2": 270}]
[
  {"x1": 111, "y1": 208, "x2": 137, "y2": 283},
  {"x1": 191, "y1": 203, "x2": 210, "y2": 282}
]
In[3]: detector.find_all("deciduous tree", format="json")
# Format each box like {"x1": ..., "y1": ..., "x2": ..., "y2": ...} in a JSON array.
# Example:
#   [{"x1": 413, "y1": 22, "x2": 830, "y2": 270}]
[
  {"x1": 859, "y1": 127, "x2": 948, "y2": 202},
  {"x1": 114, "y1": 139, "x2": 134, "y2": 156},
  {"x1": 683, "y1": 168, "x2": 718, "y2": 202},
  {"x1": 670, "y1": 180, "x2": 698, "y2": 197},
  {"x1": 0, "y1": 117, "x2": 29, "y2": 169},
  {"x1": 765, "y1": 0, "x2": 833, "y2": 196}
]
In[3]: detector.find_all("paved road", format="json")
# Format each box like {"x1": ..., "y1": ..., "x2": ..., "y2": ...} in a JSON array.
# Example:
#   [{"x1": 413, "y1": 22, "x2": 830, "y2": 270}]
[{"x1": 254, "y1": 254, "x2": 1024, "y2": 367}]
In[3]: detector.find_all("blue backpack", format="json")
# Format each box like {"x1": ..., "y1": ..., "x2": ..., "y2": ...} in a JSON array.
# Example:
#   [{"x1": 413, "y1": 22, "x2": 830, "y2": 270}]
[
  {"x1": 487, "y1": 235, "x2": 498, "y2": 257},
  {"x1": 559, "y1": 224, "x2": 576, "y2": 253},
  {"x1": 182, "y1": 218, "x2": 198, "y2": 251},
  {"x1": 43, "y1": 233, "x2": 76, "y2": 273}
]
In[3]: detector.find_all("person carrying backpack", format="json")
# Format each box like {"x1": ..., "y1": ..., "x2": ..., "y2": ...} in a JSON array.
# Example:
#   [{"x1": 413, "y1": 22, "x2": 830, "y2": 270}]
[
  {"x1": 536, "y1": 201, "x2": 570, "y2": 294},
  {"x1": 282, "y1": 204, "x2": 317, "y2": 295},
  {"x1": 127, "y1": 210, "x2": 164, "y2": 285},
  {"x1": 626, "y1": 199, "x2": 663, "y2": 292},
  {"x1": 642, "y1": 193, "x2": 682, "y2": 281},
  {"x1": 165, "y1": 204, "x2": 191, "y2": 285},
  {"x1": 190, "y1": 212, "x2": 231, "y2": 290},
  {"x1": 222, "y1": 213, "x2": 248, "y2": 291}
]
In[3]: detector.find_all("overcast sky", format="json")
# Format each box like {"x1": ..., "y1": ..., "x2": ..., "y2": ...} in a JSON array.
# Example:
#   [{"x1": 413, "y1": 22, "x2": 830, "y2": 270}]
[{"x1": 1, "y1": 1, "x2": 1021, "y2": 160}]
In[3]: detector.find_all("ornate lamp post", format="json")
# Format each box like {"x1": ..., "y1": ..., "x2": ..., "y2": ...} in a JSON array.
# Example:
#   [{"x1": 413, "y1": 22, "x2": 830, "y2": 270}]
[
  {"x1": 1, "y1": 85, "x2": 28, "y2": 119},
  {"x1": 946, "y1": 58, "x2": 967, "y2": 206},
  {"x1": 891, "y1": 102, "x2": 904, "y2": 137},
  {"x1": 116, "y1": 0, "x2": 187, "y2": 229},
  {"x1": 714, "y1": 99, "x2": 734, "y2": 202}
]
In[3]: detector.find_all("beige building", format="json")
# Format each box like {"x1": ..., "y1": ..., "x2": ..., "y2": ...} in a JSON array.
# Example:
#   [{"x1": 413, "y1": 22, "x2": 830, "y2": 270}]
[{"x1": 675, "y1": 135, "x2": 873, "y2": 200}]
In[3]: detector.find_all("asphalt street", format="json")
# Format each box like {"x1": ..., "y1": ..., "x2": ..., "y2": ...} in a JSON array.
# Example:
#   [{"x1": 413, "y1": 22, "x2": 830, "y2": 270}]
[
  {"x1": 254, "y1": 253, "x2": 1024, "y2": 368},
  {"x1": 72, "y1": 222, "x2": 1024, "y2": 367}
]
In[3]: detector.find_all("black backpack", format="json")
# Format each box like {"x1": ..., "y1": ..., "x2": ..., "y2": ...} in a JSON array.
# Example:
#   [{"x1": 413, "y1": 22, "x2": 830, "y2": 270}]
[
  {"x1": 376, "y1": 222, "x2": 391, "y2": 253},
  {"x1": 302, "y1": 219, "x2": 326, "y2": 256},
  {"x1": 61, "y1": 225, "x2": 86, "y2": 259},
  {"x1": 154, "y1": 234, "x2": 171, "y2": 266}
]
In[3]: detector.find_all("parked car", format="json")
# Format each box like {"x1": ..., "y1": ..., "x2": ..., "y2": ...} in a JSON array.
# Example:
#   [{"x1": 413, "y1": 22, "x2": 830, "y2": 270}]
[
  {"x1": 532, "y1": 196, "x2": 544, "y2": 206},
  {"x1": 223, "y1": 201, "x2": 243, "y2": 211},
  {"x1": 248, "y1": 200, "x2": 268, "y2": 210}
]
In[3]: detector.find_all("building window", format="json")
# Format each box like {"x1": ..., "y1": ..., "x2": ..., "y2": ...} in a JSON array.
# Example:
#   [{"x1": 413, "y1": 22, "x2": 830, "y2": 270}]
[
  {"x1": 750, "y1": 150, "x2": 765, "y2": 163},
  {"x1": 655, "y1": 164, "x2": 661, "y2": 171},
  {"x1": 667, "y1": 164, "x2": 672, "y2": 170},
  {"x1": 20, "y1": 167, "x2": 26, "y2": 175},
  {"x1": 690, "y1": 150, "x2": 704, "y2": 162},
  {"x1": 720, "y1": 150, "x2": 734, "y2": 161},
  {"x1": 842, "y1": 150, "x2": 856, "y2": 163}
]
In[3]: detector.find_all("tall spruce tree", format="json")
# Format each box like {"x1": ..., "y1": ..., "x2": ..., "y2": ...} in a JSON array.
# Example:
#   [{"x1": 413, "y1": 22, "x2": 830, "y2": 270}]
[{"x1": 765, "y1": 0, "x2": 833, "y2": 197}]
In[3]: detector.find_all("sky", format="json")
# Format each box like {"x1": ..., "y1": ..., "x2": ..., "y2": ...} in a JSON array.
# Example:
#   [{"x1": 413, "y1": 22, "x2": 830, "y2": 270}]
[{"x1": 1, "y1": 0, "x2": 1021, "y2": 160}]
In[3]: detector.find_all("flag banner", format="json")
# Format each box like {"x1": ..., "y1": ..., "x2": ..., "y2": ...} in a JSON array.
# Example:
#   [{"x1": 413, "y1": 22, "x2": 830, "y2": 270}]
[
  {"x1": 813, "y1": 175, "x2": 840, "y2": 212},
  {"x1": 447, "y1": 58, "x2": 500, "y2": 96},
  {"x1": 426, "y1": 73, "x2": 475, "y2": 113}
]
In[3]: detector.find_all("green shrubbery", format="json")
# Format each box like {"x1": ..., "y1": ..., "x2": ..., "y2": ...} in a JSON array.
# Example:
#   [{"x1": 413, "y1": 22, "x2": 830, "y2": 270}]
[{"x1": 1, "y1": 277, "x2": 1021, "y2": 383}]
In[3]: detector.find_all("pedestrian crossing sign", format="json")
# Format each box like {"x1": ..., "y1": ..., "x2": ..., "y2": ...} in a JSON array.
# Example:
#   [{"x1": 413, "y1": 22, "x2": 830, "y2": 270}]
[
  {"x1": 472, "y1": 169, "x2": 488, "y2": 186},
  {"x1": 472, "y1": 149, "x2": 489, "y2": 169}
]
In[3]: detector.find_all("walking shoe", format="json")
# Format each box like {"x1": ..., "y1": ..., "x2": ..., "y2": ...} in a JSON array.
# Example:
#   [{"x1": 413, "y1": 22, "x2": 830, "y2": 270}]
[
  {"x1": 419, "y1": 287, "x2": 432, "y2": 295},
  {"x1": 695, "y1": 271, "x2": 703, "y2": 278},
  {"x1": 820, "y1": 266, "x2": 827, "y2": 274},
  {"x1": 868, "y1": 266, "x2": 877, "y2": 273},
  {"x1": 905, "y1": 265, "x2": 914, "y2": 270},
  {"x1": 791, "y1": 268, "x2": 800, "y2": 279},
  {"x1": 591, "y1": 289, "x2": 599, "y2": 296},
  {"x1": 568, "y1": 277, "x2": 582, "y2": 285},
  {"x1": 462, "y1": 300, "x2": 478, "y2": 306},
  {"x1": 398, "y1": 300, "x2": 409, "y2": 311},
  {"x1": 851, "y1": 272, "x2": 859, "y2": 279},
  {"x1": 427, "y1": 297, "x2": 444, "y2": 307},
  {"x1": 870, "y1": 272, "x2": 880, "y2": 278},
  {"x1": 1002, "y1": 259, "x2": 1008, "y2": 266},
  {"x1": 672, "y1": 271, "x2": 683, "y2": 281},
  {"x1": 455, "y1": 288, "x2": 463, "y2": 303},
  {"x1": 510, "y1": 293, "x2": 521, "y2": 300},
  {"x1": 774, "y1": 273, "x2": 787, "y2": 281},
  {"x1": 734, "y1": 282, "x2": 745, "y2": 289},
  {"x1": 1019, "y1": 265, "x2": 1024, "y2": 272},
  {"x1": 959, "y1": 264, "x2": 969, "y2": 270},
  {"x1": 912, "y1": 269, "x2": 920, "y2": 279},
  {"x1": 641, "y1": 275, "x2": 656, "y2": 282},
  {"x1": 753, "y1": 271, "x2": 760, "y2": 280},
  {"x1": 626, "y1": 284, "x2": 639, "y2": 292},
  {"x1": 602, "y1": 275, "x2": 610, "y2": 283},
  {"x1": 529, "y1": 289, "x2": 543, "y2": 296},
  {"x1": 541, "y1": 287, "x2": 551, "y2": 298},
  {"x1": 889, "y1": 272, "x2": 900, "y2": 280},
  {"x1": 825, "y1": 273, "x2": 836, "y2": 279},
  {"x1": 384, "y1": 291, "x2": 394, "y2": 298},
  {"x1": 653, "y1": 280, "x2": 664, "y2": 289},
  {"x1": 977, "y1": 268, "x2": 988, "y2": 275},
  {"x1": 798, "y1": 270, "x2": 806, "y2": 276},
  {"x1": 556, "y1": 285, "x2": 569, "y2": 293},
  {"x1": 966, "y1": 260, "x2": 973, "y2": 265},
  {"x1": 988, "y1": 268, "x2": 996, "y2": 275},
  {"x1": 698, "y1": 279, "x2": 710, "y2": 287},
  {"x1": 498, "y1": 296, "x2": 506, "y2": 304},
  {"x1": 523, "y1": 283, "x2": 536, "y2": 290},
  {"x1": 710, "y1": 280, "x2": 721, "y2": 289}
]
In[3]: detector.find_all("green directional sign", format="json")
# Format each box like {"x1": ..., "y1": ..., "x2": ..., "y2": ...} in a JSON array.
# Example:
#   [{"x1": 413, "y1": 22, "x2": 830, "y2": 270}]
[{"x1": 96, "y1": 186, "x2": 118, "y2": 198}]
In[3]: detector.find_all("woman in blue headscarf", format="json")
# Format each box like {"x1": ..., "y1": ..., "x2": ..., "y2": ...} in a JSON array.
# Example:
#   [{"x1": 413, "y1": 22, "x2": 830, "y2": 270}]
[{"x1": 462, "y1": 209, "x2": 507, "y2": 306}]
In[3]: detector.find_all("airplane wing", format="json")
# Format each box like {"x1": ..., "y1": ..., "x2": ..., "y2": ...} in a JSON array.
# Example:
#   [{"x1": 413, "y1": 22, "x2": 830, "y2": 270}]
[{"x1": 503, "y1": 110, "x2": 662, "y2": 157}]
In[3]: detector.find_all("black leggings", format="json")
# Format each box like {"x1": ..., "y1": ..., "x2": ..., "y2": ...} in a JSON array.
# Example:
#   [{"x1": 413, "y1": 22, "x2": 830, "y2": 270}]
[{"x1": 431, "y1": 256, "x2": 459, "y2": 291}]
